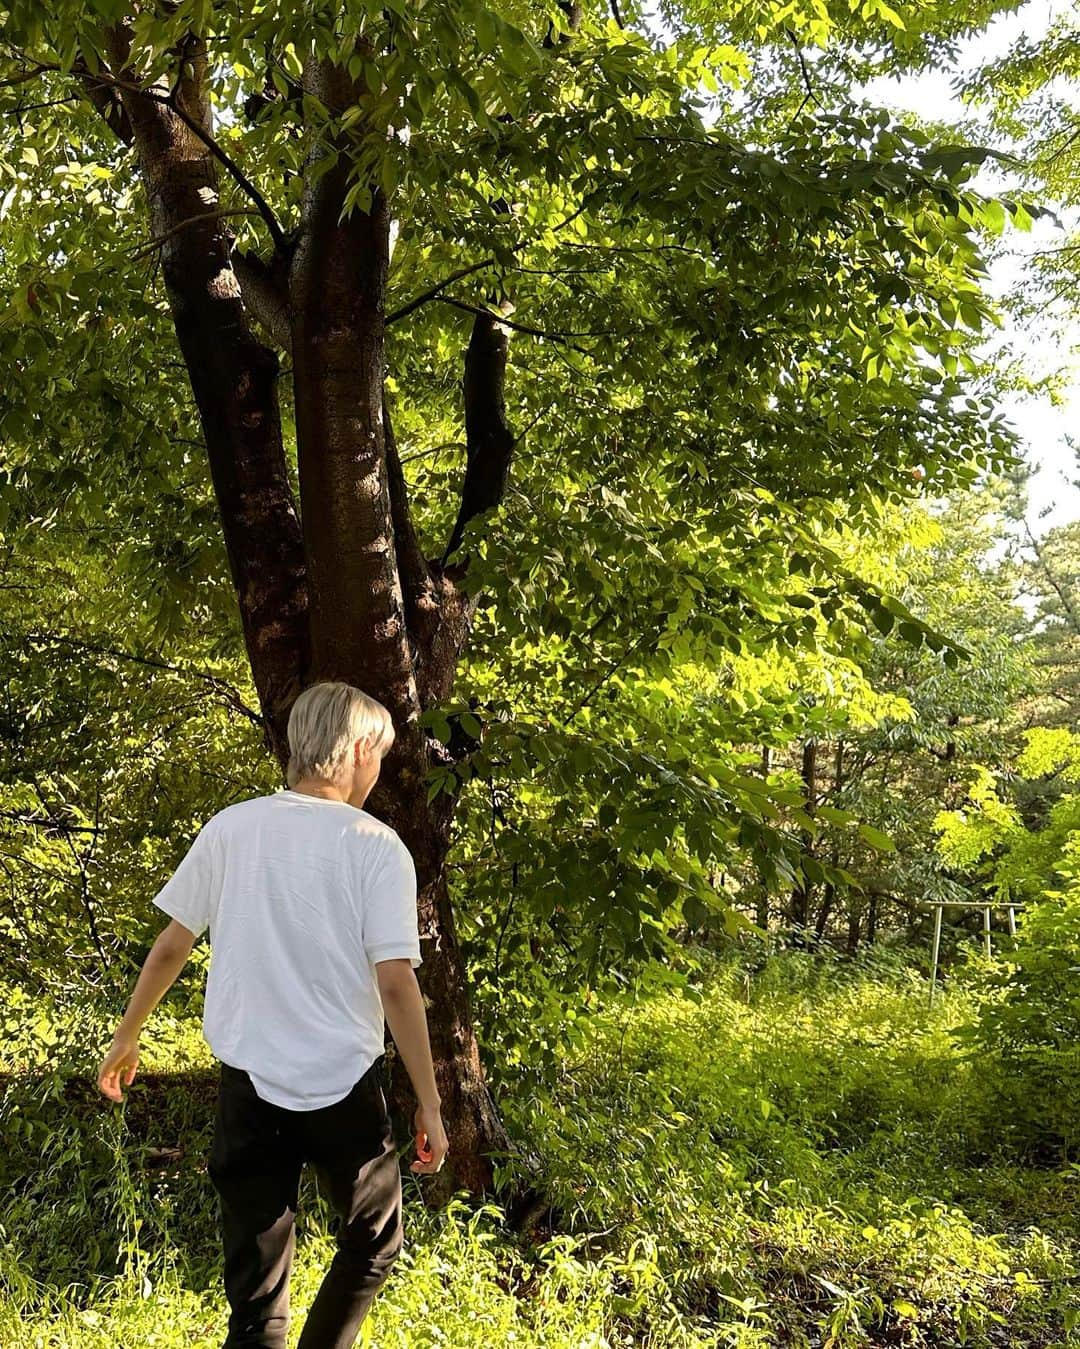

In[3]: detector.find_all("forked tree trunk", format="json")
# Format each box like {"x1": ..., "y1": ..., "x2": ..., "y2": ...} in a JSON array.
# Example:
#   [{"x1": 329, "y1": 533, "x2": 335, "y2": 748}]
[{"x1": 90, "y1": 31, "x2": 521, "y2": 1202}]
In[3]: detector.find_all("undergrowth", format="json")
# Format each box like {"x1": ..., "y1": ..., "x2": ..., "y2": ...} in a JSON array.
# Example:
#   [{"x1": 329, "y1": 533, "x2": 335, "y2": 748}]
[{"x1": 1, "y1": 947, "x2": 1077, "y2": 1347}]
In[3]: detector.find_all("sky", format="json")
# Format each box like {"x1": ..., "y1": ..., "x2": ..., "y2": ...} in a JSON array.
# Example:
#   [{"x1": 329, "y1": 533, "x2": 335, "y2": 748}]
[{"x1": 860, "y1": 0, "x2": 1080, "y2": 539}]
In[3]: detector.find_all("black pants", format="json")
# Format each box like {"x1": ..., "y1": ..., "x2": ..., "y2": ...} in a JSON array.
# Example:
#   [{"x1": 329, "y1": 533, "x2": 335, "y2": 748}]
[{"x1": 207, "y1": 1054, "x2": 403, "y2": 1349}]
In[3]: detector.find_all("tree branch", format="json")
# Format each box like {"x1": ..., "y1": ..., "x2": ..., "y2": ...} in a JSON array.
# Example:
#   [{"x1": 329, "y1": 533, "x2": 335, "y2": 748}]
[
  {"x1": 1025, "y1": 518, "x2": 1080, "y2": 635},
  {"x1": 436, "y1": 295, "x2": 599, "y2": 350},
  {"x1": 442, "y1": 302, "x2": 516, "y2": 564},
  {"x1": 384, "y1": 393, "x2": 438, "y2": 644},
  {"x1": 0, "y1": 63, "x2": 52, "y2": 89},
  {"x1": 9, "y1": 624, "x2": 264, "y2": 725},
  {"x1": 0, "y1": 810, "x2": 101, "y2": 836},
  {"x1": 230, "y1": 245, "x2": 292, "y2": 349},
  {"x1": 128, "y1": 208, "x2": 262, "y2": 263},
  {"x1": 387, "y1": 257, "x2": 497, "y2": 325},
  {"x1": 785, "y1": 28, "x2": 822, "y2": 124},
  {"x1": 73, "y1": 58, "x2": 133, "y2": 143},
  {"x1": 88, "y1": 28, "x2": 311, "y2": 763},
  {"x1": 29, "y1": 777, "x2": 114, "y2": 986},
  {"x1": 19, "y1": 48, "x2": 288, "y2": 251}
]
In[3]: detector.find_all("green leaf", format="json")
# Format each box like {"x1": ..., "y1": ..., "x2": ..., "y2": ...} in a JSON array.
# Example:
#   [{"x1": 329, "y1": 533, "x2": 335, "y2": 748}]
[
  {"x1": 858, "y1": 823, "x2": 896, "y2": 852},
  {"x1": 870, "y1": 604, "x2": 895, "y2": 636},
  {"x1": 475, "y1": 7, "x2": 499, "y2": 53}
]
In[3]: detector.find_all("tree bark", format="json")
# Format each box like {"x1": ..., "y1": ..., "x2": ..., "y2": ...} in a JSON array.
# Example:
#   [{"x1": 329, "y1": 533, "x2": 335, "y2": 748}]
[
  {"x1": 368, "y1": 768, "x2": 510, "y2": 1202},
  {"x1": 445, "y1": 304, "x2": 516, "y2": 562},
  {"x1": 288, "y1": 61, "x2": 410, "y2": 706}
]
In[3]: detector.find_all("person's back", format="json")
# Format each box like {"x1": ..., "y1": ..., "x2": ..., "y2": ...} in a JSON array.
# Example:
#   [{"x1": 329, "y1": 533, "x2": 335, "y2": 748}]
[
  {"x1": 155, "y1": 788, "x2": 422, "y2": 1111},
  {"x1": 96, "y1": 681, "x2": 448, "y2": 1349}
]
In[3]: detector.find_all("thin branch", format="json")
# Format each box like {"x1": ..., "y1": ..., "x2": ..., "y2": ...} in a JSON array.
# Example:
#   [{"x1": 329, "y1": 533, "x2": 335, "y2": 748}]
[
  {"x1": 0, "y1": 810, "x2": 101, "y2": 836},
  {"x1": 387, "y1": 256, "x2": 497, "y2": 325},
  {"x1": 1, "y1": 95, "x2": 80, "y2": 114},
  {"x1": 385, "y1": 205, "x2": 592, "y2": 327},
  {"x1": 1037, "y1": 119, "x2": 1080, "y2": 169},
  {"x1": 0, "y1": 63, "x2": 51, "y2": 89},
  {"x1": 93, "y1": 63, "x2": 288, "y2": 249},
  {"x1": 562, "y1": 621, "x2": 662, "y2": 720},
  {"x1": 9, "y1": 49, "x2": 289, "y2": 252},
  {"x1": 1024, "y1": 519, "x2": 1080, "y2": 636},
  {"x1": 127, "y1": 79, "x2": 288, "y2": 252},
  {"x1": 398, "y1": 439, "x2": 464, "y2": 465},
  {"x1": 127, "y1": 208, "x2": 262, "y2": 262},
  {"x1": 6, "y1": 625, "x2": 264, "y2": 725},
  {"x1": 72, "y1": 54, "x2": 133, "y2": 143},
  {"x1": 29, "y1": 777, "x2": 115, "y2": 986},
  {"x1": 785, "y1": 28, "x2": 821, "y2": 124},
  {"x1": 563, "y1": 240, "x2": 710, "y2": 258},
  {"x1": 512, "y1": 263, "x2": 614, "y2": 277},
  {"x1": 435, "y1": 295, "x2": 603, "y2": 351},
  {"x1": 0, "y1": 848, "x2": 77, "y2": 886}
]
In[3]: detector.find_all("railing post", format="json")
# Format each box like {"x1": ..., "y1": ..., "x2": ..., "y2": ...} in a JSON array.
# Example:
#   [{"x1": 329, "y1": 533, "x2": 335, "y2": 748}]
[{"x1": 929, "y1": 904, "x2": 944, "y2": 1008}]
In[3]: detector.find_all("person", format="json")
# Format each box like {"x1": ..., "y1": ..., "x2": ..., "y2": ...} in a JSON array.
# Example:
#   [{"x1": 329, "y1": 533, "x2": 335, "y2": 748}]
[{"x1": 96, "y1": 680, "x2": 449, "y2": 1348}]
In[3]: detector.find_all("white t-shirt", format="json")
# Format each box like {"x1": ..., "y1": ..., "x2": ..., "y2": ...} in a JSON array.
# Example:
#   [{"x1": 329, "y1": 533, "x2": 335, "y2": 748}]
[{"x1": 151, "y1": 788, "x2": 422, "y2": 1111}]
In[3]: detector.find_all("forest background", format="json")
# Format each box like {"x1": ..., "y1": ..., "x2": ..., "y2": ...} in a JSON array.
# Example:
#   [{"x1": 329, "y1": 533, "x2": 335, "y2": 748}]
[{"x1": 1, "y1": 0, "x2": 1080, "y2": 1345}]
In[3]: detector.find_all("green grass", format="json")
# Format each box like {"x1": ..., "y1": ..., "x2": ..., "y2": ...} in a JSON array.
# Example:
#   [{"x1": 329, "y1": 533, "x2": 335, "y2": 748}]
[{"x1": 1, "y1": 949, "x2": 1078, "y2": 1347}]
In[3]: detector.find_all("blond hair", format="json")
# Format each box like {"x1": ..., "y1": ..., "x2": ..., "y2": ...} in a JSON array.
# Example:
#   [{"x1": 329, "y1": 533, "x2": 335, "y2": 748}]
[{"x1": 285, "y1": 682, "x2": 395, "y2": 788}]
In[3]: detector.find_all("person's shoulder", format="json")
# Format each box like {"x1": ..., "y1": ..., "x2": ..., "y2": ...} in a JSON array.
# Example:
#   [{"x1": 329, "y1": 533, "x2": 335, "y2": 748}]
[
  {"x1": 208, "y1": 793, "x2": 281, "y2": 832},
  {"x1": 346, "y1": 809, "x2": 402, "y2": 844},
  {"x1": 345, "y1": 812, "x2": 412, "y2": 861}
]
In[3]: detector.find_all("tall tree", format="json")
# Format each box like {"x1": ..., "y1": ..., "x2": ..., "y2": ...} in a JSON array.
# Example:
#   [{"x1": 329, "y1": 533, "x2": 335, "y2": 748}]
[{"x1": 0, "y1": 0, "x2": 1031, "y2": 1192}]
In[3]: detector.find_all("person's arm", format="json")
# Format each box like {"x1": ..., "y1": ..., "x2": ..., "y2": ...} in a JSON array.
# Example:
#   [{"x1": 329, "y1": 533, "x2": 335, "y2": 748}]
[
  {"x1": 376, "y1": 959, "x2": 449, "y2": 1173},
  {"x1": 97, "y1": 920, "x2": 198, "y2": 1102},
  {"x1": 376, "y1": 959, "x2": 440, "y2": 1108}
]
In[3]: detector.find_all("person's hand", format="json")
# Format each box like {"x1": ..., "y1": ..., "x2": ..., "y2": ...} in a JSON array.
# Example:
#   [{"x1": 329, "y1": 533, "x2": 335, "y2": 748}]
[
  {"x1": 98, "y1": 1034, "x2": 140, "y2": 1103},
  {"x1": 411, "y1": 1103, "x2": 449, "y2": 1175}
]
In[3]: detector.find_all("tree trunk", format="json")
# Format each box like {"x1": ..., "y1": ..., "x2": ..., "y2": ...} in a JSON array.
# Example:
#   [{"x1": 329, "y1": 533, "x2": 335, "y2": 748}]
[
  {"x1": 814, "y1": 739, "x2": 844, "y2": 943},
  {"x1": 814, "y1": 884, "x2": 835, "y2": 943},
  {"x1": 846, "y1": 895, "x2": 861, "y2": 955},
  {"x1": 756, "y1": 746, "x2": 771, "y2": 932},
  {"x1": 102, "y1": 33, "x2": 309, "y2": 767},
  {"x1": 789, "y1": 738, "x2": 817, "y2": 942},
  {"x1": 370, "y1": 767, "x2": 509, "y2": 1202},
  {"x1": 91, "y1": 35, "x2": 520, "y2": 1202},
  {"x1": 285, "y1": 54, "x2": 514, "y2": 1200}
]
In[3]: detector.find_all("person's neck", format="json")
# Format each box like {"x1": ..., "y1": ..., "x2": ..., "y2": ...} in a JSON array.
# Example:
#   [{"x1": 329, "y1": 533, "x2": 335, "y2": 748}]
[{"x1": 289, "y1": 779, "x2": 352, "y2": 804}]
